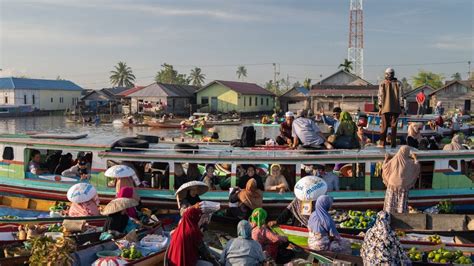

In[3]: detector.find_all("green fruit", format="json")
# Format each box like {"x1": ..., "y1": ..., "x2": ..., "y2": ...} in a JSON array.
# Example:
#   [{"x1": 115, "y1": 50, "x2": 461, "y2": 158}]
[
  {"x1": 435, "y1": 254, "x2": 441, "y2": 261},
  {"x1": 415, "y1": 254, "x2": 421, "y2": 261},
  {"x1": 410, "y1": 247, "x2": 417, "y2": 252},
  {"x1": 428, "y1": 252, "x2": 435, "y2": 259},
  {"x1": 443, "y1": 252, "x2": 452, "y2": 259},
  {"x1": 440, "y1": 259, "x2": 447, "y2": 263}
]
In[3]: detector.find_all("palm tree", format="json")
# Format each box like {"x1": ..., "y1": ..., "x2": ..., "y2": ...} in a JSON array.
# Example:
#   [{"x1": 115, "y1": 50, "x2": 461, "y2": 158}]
[
  {"x1": 189, "y1": 67, "x2": 206, "y2": 87},
  {"x1": 451, "y1": 72, "x2": 462, "y2": 81},
  {"x1": 236, "y1": 66, "x2": 247, "y2": 81},
  {"x1": 110, "y1": 62, "x2": 136, "y2": 87},
  {"x1": 303, "y1": 78, "x2": 312, "y2": 89},
  {"x1": 338, "y1": 59, "x2": 353, "y2": 73}
]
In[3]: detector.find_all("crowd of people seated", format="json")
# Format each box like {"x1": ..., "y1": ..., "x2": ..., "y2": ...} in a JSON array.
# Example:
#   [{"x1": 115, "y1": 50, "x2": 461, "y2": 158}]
[{"x1": 28, "y1": 149, "x2": 92, "y2": 180}]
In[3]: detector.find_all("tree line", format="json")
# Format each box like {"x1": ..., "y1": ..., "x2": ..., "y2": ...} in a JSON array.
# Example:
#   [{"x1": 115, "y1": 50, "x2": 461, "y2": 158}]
[{"x1": 109, "y1": 60, "x2": 472, "y2": 93}]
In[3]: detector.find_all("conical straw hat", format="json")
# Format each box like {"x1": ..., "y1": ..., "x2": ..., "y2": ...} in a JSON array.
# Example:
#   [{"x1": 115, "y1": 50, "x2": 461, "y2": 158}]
[
  {"x1": 101, "y1": 198, "x2": 138, "y2": 215},
  {"x1": 175, "y1": 181, "x2": 209, "y2": 200},
  {"x1": 67, "y1": 183, "x2": 97, "y2": 203},
  {"x1": 105, "y1": 165, "x2": 136, "y2": 178}
]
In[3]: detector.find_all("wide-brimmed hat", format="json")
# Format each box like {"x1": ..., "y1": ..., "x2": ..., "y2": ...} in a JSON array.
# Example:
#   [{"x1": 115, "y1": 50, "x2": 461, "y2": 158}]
[
  {"x1": 175, "y1": 181, "x2": 209, "y2": 200},
  {"x1": 67, "y1": 183, "x2": 97, "y2": 203},
  {"x1": 294, "y1": 175, "x2": 327, "y2": 201},
  {"x1": 339, "y1": 164, "x2": 353, "y2": 177},
  {"x1": 101, "y1": 198, "x2": 138, "y2": 215},
  {"x1": 105, "y1": 165, "x2": 136, "y2": 178}
]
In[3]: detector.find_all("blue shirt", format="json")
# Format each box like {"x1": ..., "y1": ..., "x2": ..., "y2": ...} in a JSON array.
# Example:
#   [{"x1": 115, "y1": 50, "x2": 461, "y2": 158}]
[{"x1": 220, "y1": 238, "x2": 265, "y2": 266}]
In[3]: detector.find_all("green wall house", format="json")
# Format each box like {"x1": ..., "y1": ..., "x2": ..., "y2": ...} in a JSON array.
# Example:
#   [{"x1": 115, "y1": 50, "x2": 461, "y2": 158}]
[{"x1": 196, "y1": 80, "x2": 275, "y2": 113}]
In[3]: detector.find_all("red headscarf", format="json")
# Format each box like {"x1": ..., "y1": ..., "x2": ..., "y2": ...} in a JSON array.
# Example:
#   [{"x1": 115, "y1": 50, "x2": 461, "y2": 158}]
[
  {"x1": 117, "y1": 187, "x2": 138, "y2": 219},
  {"x1": 166, "y1": 207, "x2": 203, "y2": 266}
]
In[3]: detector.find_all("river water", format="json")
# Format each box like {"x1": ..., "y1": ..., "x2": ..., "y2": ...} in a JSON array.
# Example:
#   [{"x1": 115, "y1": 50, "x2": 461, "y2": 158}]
[{"x1": 0, "y1": 115, "x2": 280, "y2": 141}]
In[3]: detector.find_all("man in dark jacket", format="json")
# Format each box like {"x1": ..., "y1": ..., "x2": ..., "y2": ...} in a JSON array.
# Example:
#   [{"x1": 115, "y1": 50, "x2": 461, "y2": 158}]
[{"x1": 378, "y1": 68, "x2": 404, "y2": 148}]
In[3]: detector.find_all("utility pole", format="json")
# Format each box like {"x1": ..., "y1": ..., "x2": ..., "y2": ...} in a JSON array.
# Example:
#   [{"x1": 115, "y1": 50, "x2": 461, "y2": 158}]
[
  {"x1": 468, "y1": 61, "x2": 471, "y2": 79},
  {"x1": 272, "y1": 63, "x2": 280, "y2": 94}
]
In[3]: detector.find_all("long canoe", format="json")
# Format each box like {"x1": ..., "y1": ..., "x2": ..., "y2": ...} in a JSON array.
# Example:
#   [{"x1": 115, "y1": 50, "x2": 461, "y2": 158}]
[{"x1": 274, "y1": 225, "x2": 474, "y2": 253}]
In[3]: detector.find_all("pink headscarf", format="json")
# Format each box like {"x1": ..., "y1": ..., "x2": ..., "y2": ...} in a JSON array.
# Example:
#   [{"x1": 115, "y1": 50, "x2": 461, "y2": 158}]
[
  {"x1": 68, "y1": 196, "x2": 100, "y2": 217},
  {"x1": 382, "y1": 146, "x2": 420, "y2": 190},
  {"x1": 116, "y1": 176, "x2": 140, "y2": 202},
  {"x1": 117, "y1": 187, "x2": 138, "y2": 218}
]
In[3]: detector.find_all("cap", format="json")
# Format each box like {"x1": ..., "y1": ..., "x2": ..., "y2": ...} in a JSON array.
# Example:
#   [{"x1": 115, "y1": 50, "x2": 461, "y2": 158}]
[
  {"x1": 385, "y1": 68, "x2": 394, "y2": 73},
  {"x1": 285, "y1": 111, "x2": 294, "y2": 117}
]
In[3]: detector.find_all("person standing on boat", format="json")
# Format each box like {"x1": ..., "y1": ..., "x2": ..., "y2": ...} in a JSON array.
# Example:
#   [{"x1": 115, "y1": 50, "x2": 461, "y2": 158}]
[
  {"x1": 361, "y1": 211, "x2": 410, "y2": 265},
  {"x1": 276, "y1": 111, "x2": 294, "y2": 146},
  {"x1": 220, "y1": 220, "x2": 266, "y2": 266},
  {"x1": 307, "y1": 195, "x2": 350, "y2": 253},
  {"x1": 238, "y1": 165, "x2": 265, "y2": 191},
  {"x1": 249, "y1": 208, "x2": 294, "y2": 264},
  {"x1": 434, "y1": 101, "x2": 444, "y2": 116},
  {"x1": 291, "y1": 109, "x2": 333, "y2": 150},
  {"x1": 166, "y1": 206, "x2": 219, "y2": 266},
  {"x1": 320, "y1": 107, "x2": 342, "y2": 133},
  {"x1": 378, "y1": 67, "x2": 404, "y2": 148},
  {"x1": 416, "y1": 89, "x2": 426, "y2": 117},
  {"x1": 28, "y1": 150, "x2": 49, "y2": 175},
  {"x1": 382, "y1": 146, "x2": 420, "y2": 214},
  {"x1": 229, "y1": 178, "x2": 263, "y2": 219}
]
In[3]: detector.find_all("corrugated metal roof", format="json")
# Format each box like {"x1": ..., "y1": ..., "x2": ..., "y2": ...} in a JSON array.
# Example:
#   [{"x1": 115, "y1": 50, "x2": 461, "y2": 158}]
[
  {"x1": 128, "y1": 83, "x2": 198, "y2": 98},
  {"x1": 199, "y1": 80, "x2": 274, "y2": 96},
  {"x1": 0, "y1": 77, "x2": 83, "y2": 91},
  {"x1": 119, "y1": 86, "x2": 146, "y2": 96},
  {"x1": 309, "y1": 84, "x2": 378, "y2": 97}
]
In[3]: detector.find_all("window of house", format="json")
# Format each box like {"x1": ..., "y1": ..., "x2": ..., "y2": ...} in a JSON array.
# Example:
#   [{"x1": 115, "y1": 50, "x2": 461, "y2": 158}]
[
  {"x1": 4, "y1": 97, "x2": 8, "y2": 104},
  {"x1": 244, "y1": 97, "x2": 246, "y2": 107},
  {"x1": 24, "y1": 95, "x2": 27, "y2": 104},
  {"x1": 201, "y1": 97, "x2": 209, "y2": 105},
  {"x1": 260, "y1": 98, "x2": 263, "y2": 105},
  {"x1": 249, "y1": 97, "x2": 252, "y2": 106},
  {"x1": 266, "y1": 98, "x2": 269, "y2": 106},
  {"x1": 255, "y1": 97, "x2": 258, "y2": 106},
  {"x1": 51, "y1": 98, "x2": 53, "y2": 103},
  {"x1": 2, "y1": 147, "x2": 14, "y2": 160},
  {"x1": 32, "y1": 95, "x2": 35, "y2": 105}
]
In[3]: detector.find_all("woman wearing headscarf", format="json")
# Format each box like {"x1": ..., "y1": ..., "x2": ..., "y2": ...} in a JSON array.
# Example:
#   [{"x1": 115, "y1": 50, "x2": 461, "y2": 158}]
[
  {"x1": 406, "y1": 122, "x2": 422, "y2": 148},
  {"x1": 178, "y1": 186, "x2": 202, "y2": 215},
  {"x1": 250, "y1": 208, "x2": 294, "y2": 264},
  {"x1": 201, "y1": 164, "x2": 218, "y2": 190},
  {"x1": 220, "y1": 220, "x2": 265, "y2": 266},
  {"x1": 268, "y1": 198, "x2": 315, "y2": 228},
  {"x1": 382, "y1": 145, "x2": 420, "y2": 214},
  {"x1": 443, "y1": 134, "x2": 464, "y2": 151},
  {"x1": 361, "y1": 211, "x2": 410, "y2": 265},
  {"x1": 174, "y1": 163, "x2": 191, "y2": 189},
  {"x1": 186, "y1": 163, "x2": 200, "y2": 181},
  {"x1": 115, "y1": 176, "x2": 140, "y2": 202},
  {"x1": 228, "y1": 179, "x2": 263, "y2": 219},
  {"x1": 238, "y1": 165, "x2": 265, "y2": 191},
  {"x1": 264, "y1": 164, "x2": 289, "y2": 193},
  {"x1": 166, "y1": 207, "x2": 218, "y2": 266},
  {"x1": 68, "y1": 184, "x2": 100, "y2": 217},
  {"x1": 333, "y1": 111, "x2": 360, "y2": 149},
  {"x1": 307, "y1": 195, "x2": 350, "y2": 253},
  {"x1": 117, "y1": 187, "x2": 138, "y2": 219}
]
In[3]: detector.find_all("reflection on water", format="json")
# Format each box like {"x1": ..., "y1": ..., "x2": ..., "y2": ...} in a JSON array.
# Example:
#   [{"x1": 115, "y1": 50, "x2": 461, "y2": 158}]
[{"x1": 0, "y1": 116, "x2": 280, "y2": 141}]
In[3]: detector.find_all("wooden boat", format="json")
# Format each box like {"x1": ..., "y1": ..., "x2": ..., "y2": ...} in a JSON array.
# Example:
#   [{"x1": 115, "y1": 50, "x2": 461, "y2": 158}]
[
  {"x1": 205, "y1": 120, "x2": 242, "y2": 126},
  {"x1": 253, "y1": 123, "x2": 280, "y2": 127},
  {"x1": 122, "y1": 122, "x2": 149, "y2": 127},
  {"x1": 0, "y1": 135, "x2": 473, "y2": 212},
  {"x1": 274, "y1": 224, "x2": 474, "y2": 253},
  {"x1": 146, "y1": 120, "x2": 182, "y2": 128}
]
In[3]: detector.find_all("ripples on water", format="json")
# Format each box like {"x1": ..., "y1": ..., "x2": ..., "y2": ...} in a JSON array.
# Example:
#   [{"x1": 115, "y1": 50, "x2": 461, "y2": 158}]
[{"x1": 0, "y1": 115, "x2": 280, "y2": 141}]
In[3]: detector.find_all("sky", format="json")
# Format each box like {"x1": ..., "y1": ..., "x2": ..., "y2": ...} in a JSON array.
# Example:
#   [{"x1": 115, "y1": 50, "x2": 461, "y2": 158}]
[{"x1": 0, "y1": 0, "x2": 473, "y2": 89}]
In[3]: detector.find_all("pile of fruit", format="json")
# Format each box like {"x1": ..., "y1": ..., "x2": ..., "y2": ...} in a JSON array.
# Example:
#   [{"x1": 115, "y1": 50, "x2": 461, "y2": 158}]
[
  {"x1": 49, "y1": 202, "x2": 68, "y2": 212},
  {"x1": 331, "y1": 212, "x2": 350, "y2": 223},
  {"x1": 427, "y1": 248, "x2": 472, "y2": 264},
  {"x1": 121, "y1": 245, "x2": 143, "y2": 260},
  {"x1": 340, "y1": 210, "x2": 376, "y2": 229},
  {"x1": 437, "y1": 200, "x2": 454, "y2": 214},
  {"x1": 407, "y1": 247, "x2": 423, "y2": 262},
  {"x1": 428, "y1": 234, "x2": 442, "y2": 244},
  {"x1": 47, "y1": 224, "x2": 63, "y2": 233}
]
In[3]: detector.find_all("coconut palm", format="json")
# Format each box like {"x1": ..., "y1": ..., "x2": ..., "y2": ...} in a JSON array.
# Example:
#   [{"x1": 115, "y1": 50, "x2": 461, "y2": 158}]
[
  {"x1": 451, "y1": 72, "x2": 462, "y2": 81},
  {"x1": 110, "y1": 62, "x2": 136, "y2": 87},
  {"x1": 189, "y1": 67, "x2": 206, "y2": 87},
  {"x1": 338, "y1": 59, "x2": 353, "y2": 72},
  {"x1": 236, "y1": 66, "x2": 247, "y2": 80},
  {"x1": 303, "y1": 78, "x2": 312, "y2": 89}
]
